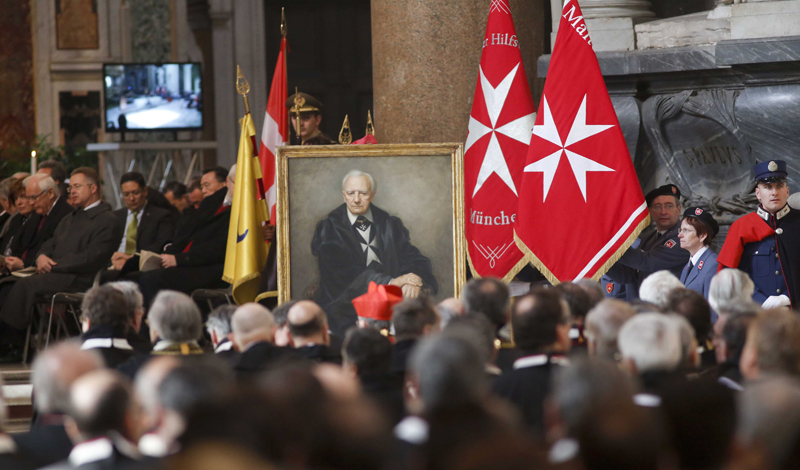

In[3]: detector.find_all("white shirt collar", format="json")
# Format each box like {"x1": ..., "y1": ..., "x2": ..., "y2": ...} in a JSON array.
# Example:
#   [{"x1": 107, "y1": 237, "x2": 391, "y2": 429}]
[
  {"x1": 513, "y1": 354, "x2": 569, "y2": 369},
  {"x1": 129, "y1": 203, "x2": 145, "y2": 216},
  {"x1": 81, "y1": 338, "x2": 133, "y2": 350},
  {"x1": 394, "y1": 416, "x2": 428, "y2": 445},
  {"x1": 690, "y1": 246, "x2": 708, "y2": 266},
  {"x1": 347, "y1": 207, "x2": 373, "y2": 225},
  {"x1": 84, "y1": 199, "x2": 102, "y2": 211},
  {"x1": 69, "y1": 438, "x2": 114, "y2": 466},
  {"x1": 633, "y1": 393, "x2": 662, "y2": 407},
  {"x1": 215, "y1": 341, "x2": 233, "y2": 353}
]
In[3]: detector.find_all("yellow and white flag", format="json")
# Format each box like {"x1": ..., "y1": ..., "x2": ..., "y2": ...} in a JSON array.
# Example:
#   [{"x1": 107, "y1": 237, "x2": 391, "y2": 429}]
[{"x1": 223, "y1": 112, "x2": 269, "y2": 304}]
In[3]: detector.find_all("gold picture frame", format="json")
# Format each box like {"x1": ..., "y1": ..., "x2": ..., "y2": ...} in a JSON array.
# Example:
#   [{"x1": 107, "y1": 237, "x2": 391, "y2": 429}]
[{"x1": 276, "y1": 143, "x2": 466, "y2": 321}]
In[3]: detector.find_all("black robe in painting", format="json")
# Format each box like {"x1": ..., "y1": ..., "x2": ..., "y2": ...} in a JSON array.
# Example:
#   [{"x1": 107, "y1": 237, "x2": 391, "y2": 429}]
[{"x1": 311, "y1": 203, "x2": 437, "y2": 335}]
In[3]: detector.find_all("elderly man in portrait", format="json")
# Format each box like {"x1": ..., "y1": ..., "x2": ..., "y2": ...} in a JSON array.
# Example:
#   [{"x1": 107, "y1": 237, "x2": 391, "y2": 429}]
[{"x1": 311, "y1": 170, "x2": 438, "y2": 335}]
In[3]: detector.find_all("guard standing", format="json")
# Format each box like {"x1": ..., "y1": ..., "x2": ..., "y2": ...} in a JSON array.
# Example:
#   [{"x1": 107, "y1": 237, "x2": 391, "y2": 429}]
[
  {"x1": 718, "y1": 160, "x2": 800, "y2": 308},
  {"x1": 286, "y1": 92, "x2": 334, "y2": 145}
]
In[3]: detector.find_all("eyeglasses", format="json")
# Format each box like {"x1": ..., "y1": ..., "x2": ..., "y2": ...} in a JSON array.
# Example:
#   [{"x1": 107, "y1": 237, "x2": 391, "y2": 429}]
[
  {"x1": 651, "y1": 203, "x2": 676, "y2": 211},
  {"x1": 678, "y1": 228, "x2": 696, "y2": 234},
  {"x1": 69, "y1": 183, "x2": 88, "y2": 192},
  {"x1": 23, "y1": 192, "x2": 45, "y2": 201}
]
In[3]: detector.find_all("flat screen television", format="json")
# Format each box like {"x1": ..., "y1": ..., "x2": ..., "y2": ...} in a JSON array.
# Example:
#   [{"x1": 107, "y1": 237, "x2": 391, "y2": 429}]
[{"x1": 103, "y1": 63, "x2": 203, "y2": 132}]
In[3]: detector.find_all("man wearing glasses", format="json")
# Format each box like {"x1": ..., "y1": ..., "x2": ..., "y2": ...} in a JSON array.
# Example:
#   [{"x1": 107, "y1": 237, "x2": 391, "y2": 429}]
[
  {"x1": 604, "y1": 184, "x2": 690, "y2": 302},
  {"x1": 0, "y1": 168, "x2": 122, "y2": 362},
  {"x1": 3, "y1": 174, "x2": 73, "y2": 273}
]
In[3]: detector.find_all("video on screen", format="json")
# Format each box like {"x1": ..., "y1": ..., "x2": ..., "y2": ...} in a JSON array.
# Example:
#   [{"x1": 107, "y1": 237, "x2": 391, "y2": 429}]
[{"x1": 104, "y1": 63, "x2": 202, "y2": 132}]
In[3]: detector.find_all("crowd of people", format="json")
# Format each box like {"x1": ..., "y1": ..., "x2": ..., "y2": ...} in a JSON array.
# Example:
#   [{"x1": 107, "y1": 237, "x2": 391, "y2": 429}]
[{"x1": 0, "y1": 265, "x2": 795, "y2": 469}]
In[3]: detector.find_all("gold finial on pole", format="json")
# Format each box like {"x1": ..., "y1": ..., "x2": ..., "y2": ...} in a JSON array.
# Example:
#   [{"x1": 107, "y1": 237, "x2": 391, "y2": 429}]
[
  {"x1": 365, "y1": 110, "x2": 374, "y2": 136},
  {"x1": 339, "y1": 115, "x2": 352, "y2": 145},
  {"x1": 236, "y1": 65, "x2": 251, "y2": 115},
  {"x1": 293, "y1": 87, "x2": 304, "y2": 144},
  {"x1": 280, "y1": 7, "x2": 287, "y2": 38}
]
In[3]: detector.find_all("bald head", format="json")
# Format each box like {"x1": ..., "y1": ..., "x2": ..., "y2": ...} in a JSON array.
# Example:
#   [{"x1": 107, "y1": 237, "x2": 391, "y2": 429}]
[
  {"x1": 287, "y1": 301, "x2": 329, "y2": 346},
  {"x1": 232, "y1": 303, "x2": 276, "y2": 350},
  {"x1": 69, "y1": 369, "x2": 135, "y2": 441},
  {"x1": 32, "y1": 342, "x2": 103, "y2": 414}
]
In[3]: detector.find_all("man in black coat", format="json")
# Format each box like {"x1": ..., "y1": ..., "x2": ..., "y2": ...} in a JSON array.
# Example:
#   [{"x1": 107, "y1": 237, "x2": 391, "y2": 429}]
[
  {"x1": 311, "y1": 170, "x2": 437, "y2": 335},
  {"x1": 0, "y1": 169, "x2": 121, "y2": 358},
  {"x1": 491, "y1": 288, "x2": 572, "y2": 439},
  {"x1": 3, "y1": 174, "x2": 73, "y2": 272},
  {"x1": 79, "y1": 285, "x2": 137, "y2": 368},
  {"x1": 106, "y1": 172, "x2": 173, "y2": 279},
  {"x1": 231, "y1": 303, "x2": 303, "y2": 381},
  {"x1": 286, "y1": 300, "x2": 342, "y2": 364},
  {"x1": 391, "y1": 297, "x2": 439, "y2": 375},
  {"x1": 128, "y1": 168, "x2": 231, "y2": 308}
]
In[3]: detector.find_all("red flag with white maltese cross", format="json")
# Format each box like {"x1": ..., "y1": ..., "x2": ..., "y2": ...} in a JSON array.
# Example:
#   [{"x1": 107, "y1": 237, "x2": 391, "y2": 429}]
[
  {"x1": 514, "y1": 0, "x2": 649, "y2": 284},
  {"x1": 464, "y1": 0, "x2": 535, "y2": 281}
]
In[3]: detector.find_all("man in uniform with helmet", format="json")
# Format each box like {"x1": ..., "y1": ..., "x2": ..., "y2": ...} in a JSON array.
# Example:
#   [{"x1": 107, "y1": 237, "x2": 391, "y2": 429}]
[{"x1": 286, "y1": 92, "x2": 334, "y2": 145}]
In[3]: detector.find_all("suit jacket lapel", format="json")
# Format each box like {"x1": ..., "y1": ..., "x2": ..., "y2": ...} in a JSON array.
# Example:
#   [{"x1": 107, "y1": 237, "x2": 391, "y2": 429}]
[
  {"x1": 685, "y1": 249, "x2": 710, "y2": 286},
  {"x1": 136, "y1": 208, "x2": 151, "y2": 246},
  {"x1": 680, "y1": 261, "x2": 691, "y2": 284}
]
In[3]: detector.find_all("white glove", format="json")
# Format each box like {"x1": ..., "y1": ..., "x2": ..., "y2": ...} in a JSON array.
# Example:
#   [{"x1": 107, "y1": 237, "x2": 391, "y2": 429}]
[{"x1": 762, "y1": 295, "x2": 791, "y2": 309}]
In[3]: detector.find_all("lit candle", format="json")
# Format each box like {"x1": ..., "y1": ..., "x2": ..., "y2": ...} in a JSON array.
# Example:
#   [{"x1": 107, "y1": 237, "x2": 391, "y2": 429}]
[{"x1": 31, "y1": 150, "x2": 37, "y2": 174}]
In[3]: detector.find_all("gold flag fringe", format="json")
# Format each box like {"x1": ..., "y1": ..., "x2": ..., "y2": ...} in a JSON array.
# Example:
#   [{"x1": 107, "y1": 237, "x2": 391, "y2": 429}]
[
  {"x1": 466, "y1": 249, "x2": 531, "y2": 284},
  {"x1": 512, "y1": 213, "x2": 651, "y2": 285}
]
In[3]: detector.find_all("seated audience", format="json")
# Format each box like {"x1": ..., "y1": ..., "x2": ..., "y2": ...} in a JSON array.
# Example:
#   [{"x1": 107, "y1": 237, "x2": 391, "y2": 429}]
[
  {"x1": 618, "y1": 313, "x2": 684, "y2": 406},
  {"x1": 443, "y1": 313, "x2": 501, "y2": 378},
  {"x1": 13, "y1": 343, "x2": 103, "y2": 468},
  {"x1": 0, "y1": 168, "x2": 121, "y2": 361},
  {"x1": 491, "y1": 288, "x2": 571, "y2": 436},
  {"x1": 163, "y1": 181, "x2": 189, "y2": 214},
  {"x1": 552, "y1": 282, "x2": 593, "y2": 351},
  {"x1": 573, "y1": 278, "x2": 605, "y2": 309},
  {"x1": 108, "y1": 280, "x2": 152, "y2": 353},
  {"x1": 666, "y1": 288, "x2": 715, "y2": 368},
  {"x1": 713, "y1": 310, "x2": 756, "y2": 390},
  {"x1": 55, "y1": 370, "x2": 143, "y2": 468},
  {"x1": 186, "y1": 177, "x2": 203, "y2": 210},
  {"x1": 461, "y1": 277, "x2": 519, "y2": 371},
  {"x1": 584, "y1": 299, "x2": 636, "y2": 361},
  {"x1": 129, "y1": 167, "x2": 231, "y2": 308},
  {"x1": 271, "y1": 300, "x2": 296, "y2": 347},
  {"x1": 107, "y1": 172, "x2": 173, "y2": 277},
  {"x1": 79, "y1": 285, "x2": 137, "y2": 368},
  {"x1": 708, "y1": 268, "x2": 755, "y2": 314},
  {"x1": 231, "y1": 303, "x2": 301, "y2": 380},
  {"x1": 134, "y1": 357, "x2": 180, "y2": 458},
  {"x1": 0, "y1": 178, "x2": 32, "y2": 259},
  {"x1": 206, "y1": 304, "x2": 238, "y2": 361},
  {"x1": 391, "y1": 296, "x2": 439, "y2": 374},
  {"x1": 342, "y1": 327, "x2": 405, "y2": 424},
  {"x1": 37, "y1": 160, "x2": 68, "y2": 199},
  {"x1": 638, "y1": 270, "x2": 685, "y2": 310},
  {"x1": 740, "y1": 308, "x2": 800, "y2": 381},
  {"x1": 436, "y1": 297, "x2": 464, "y2": 329},
  {"x1": 352, "y1": 282, "x2": 402, "y2": 335},
  {"x1": 287, "y1": 300, "x2": 341, "y2": 364}
]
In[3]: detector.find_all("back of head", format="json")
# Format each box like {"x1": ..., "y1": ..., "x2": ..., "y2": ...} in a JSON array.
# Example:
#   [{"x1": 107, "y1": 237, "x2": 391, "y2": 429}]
[
  {"x1": 722, "y1": 312, "x2": 756, "y2": 361},
  {"x1": 231, "y1": 303, "x2": 276, "y2": 348},
  {"x1": 149, "y1": 290, "x2": 203, "y2": 342},
  {"x1": 38, "y1": 160, "x2": 67, "y2": 184},
  {"x1": 553, "y1": 358, "x2": 636, "y2": 437},
  {"x1": 158, "y1": 357, "x2": 235, "y2": 419},
  {"x1": 660, "y1": 379, "x2": 736, "y2": 470},
  {"x1": 584, "y1": 299, "x2": 636, "y2": 360},
  {"x1": 287, "y1": 301, "x2": 327, "y2": 341},
  {"x1": 738, "y1": 375, "x2": 800, "y2": 469},
  {"x1": 709, "y1": 268, "x2": 755, "y2": 313},
  {"x1": 135, "y1": 356, "x2": 180, "y2": 420},
  {"x1": 618, "y1": 313, "x2": 682, "y2": 374},
  {"x1": 408, "y1": 335, "x2": 486, "y2": 414},
  {"x1": 32, "y1": 342, "x2": 103, "y2": 414},
  {"x1": 574, "y1": 279, "x2": 606, "y2": 309},
  {"x1": 552, "y1": 282, "x2": 593, "y2": 322},
  {"x1": 271, "y1": 300, "x2": 297, "y2": 327},
  {"x1": 639, "y1": 271, "x2": 684, "y2": 310},
  {"x1": 69, "y1": 369, "x2": 133, "y2": 440},
  {"x1": 670, "y1": 314, "x2": 698, "y2": 368},
  {"x1": 164, "y1": 181, "x2": 187, "y2": 198},
  {"x1": 342, "y1": 327, "x2": 392, "y2": 376},
  {"x1": 81, "y1": 285, "x2": 131, "y2": 332},
  {"x1": 442, "y1": 313, "x2": 496, "y2": 365},
  {"x1": 461, "y1": 278, "x2": 509, "y2": 331},
  {"x1": 511, "y1": 288, "x2": 570, "y2": 352},
  {"x1": 666, "y1": 288, "x2": 711, "y2": 344},
  {"x1": 577, "y1": 402, "x2": 668, "y2": 470},
  {"x1": 206, "y1": 304, "x2": 237, "y2": 338},
  {"x1": 391, "y1": 296, "x2": 438, "y2": 341},
  {"x1": 436, "y1": 297, "x2": 465, "y2": 329},
  {"x1": 107, "y1": 281, "x2": 144, "y2": 324},
  {"x1": 750, "y1": 308, "x2": 800, "y2": 377}
]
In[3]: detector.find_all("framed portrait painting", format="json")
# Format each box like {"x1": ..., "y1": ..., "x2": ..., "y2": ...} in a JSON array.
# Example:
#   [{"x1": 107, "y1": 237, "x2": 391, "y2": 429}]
[{"x1": 276, "y1": 143, "x2": 466, "y2": 334}]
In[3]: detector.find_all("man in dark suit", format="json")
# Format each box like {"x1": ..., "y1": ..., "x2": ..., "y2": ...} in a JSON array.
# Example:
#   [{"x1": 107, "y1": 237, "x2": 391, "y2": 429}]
[
  {"x1": 605, "y1": 184, "x2": 690, "y2": 301},
  {"x1": 106, "y1": 172, "x2": 173, "y2": 279},
  {"x1": 206, "y1": 304, "x2": 238, "y2": 364},
  {"x1": 13, "y1": 342, "x2": 104, "y2": 468},
  {"x1": 129, "y1": 167, "x2": 230, "y2": 308},
  {"x1": 491, "y1": 288, "x2": 572, "y2": 438},
  {"x1": 312, "y1": 170, "x2": 437, "y2": 335},
  {"x1": 79, "y1": 285, "x2": 137, "y2": 368},
  {"x1": 231, "y1": 303, "x2": 302, "y2": 381},
  {"x1": 3, "y1": 174, "x2": 73, "y2": 272},
  {"x1": 391, "y1": 297, "x2": 439, "y2": 375},
  {"x1": 44, "y1": 369, "x2": 143, "y2": 469},
  {"x1": 0, "y1": 168, "x2": 122, "y2": 359},
  {"x1": 287, "y1": 301, "x2": 341, "y2": 364}
]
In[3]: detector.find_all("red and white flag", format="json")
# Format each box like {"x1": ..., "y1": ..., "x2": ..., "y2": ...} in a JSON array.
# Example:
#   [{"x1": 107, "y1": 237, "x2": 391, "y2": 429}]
[
  {"x1": 259, "y1": 37, "x2": 288, "y2": 223},
  {"x1": 464, "y1": 0, "x2": 535, "y2": 281},
  {"x1": 514, "y1": 0, "x2": 649, "y2": 283}
]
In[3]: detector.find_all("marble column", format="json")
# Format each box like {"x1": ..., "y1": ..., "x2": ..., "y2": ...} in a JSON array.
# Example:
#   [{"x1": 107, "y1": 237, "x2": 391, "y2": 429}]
[{"x1": 371, "y1": 0, "x2": 544, "y2": 144}]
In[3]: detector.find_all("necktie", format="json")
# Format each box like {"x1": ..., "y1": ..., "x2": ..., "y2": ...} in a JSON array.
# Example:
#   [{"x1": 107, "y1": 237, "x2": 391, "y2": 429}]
[
  {"x1": 685, "y1": 261, "x2": 694, "y2": 279},
  {"x1": 125, "y1": 211, "x2": 139, "y2": 255},
  {"x1": 354, "y1": 216, "x2": 370, "y2": 232}
]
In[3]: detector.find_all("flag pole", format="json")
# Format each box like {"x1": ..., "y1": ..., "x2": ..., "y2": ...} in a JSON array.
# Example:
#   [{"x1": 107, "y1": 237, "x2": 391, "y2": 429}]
[
  {"x1": 293, "y1": 87, "x2": 304, "y2": 144},
  {"x1": 281, "y1": 7, "x2": 291, "y2": 144},
  {"x1": 236, "y1": 65, "x2": 251, "y2": 115}
]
